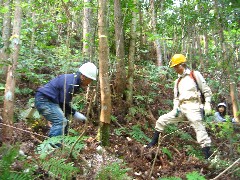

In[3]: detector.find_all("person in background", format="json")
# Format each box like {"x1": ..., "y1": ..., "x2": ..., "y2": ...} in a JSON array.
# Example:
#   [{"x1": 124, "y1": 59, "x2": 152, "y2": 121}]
[
  {"x1": 35, "y1": 62, "x2": 98, "y2": 139},
  {"x1": 145, "y1": 54, "x2": 213, "y2": 159},
  {"x1": 214, "y1": 103, "x2": 227, "y2": 122},
  {"x1": 214, "y1": 102, "x2": 236, "y2": 123}
]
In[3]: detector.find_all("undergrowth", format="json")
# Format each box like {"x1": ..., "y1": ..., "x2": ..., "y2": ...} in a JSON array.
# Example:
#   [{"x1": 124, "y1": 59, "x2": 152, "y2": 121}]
[
  {"x1": 0, "y1": 144, "x2": 36, "y2": 180},
  {"x1": 159, "y1": 171, "x2": 206, "y2": 180},
  {"x1": 96, "y1": 162, "x2": 132, "y2": 180}
]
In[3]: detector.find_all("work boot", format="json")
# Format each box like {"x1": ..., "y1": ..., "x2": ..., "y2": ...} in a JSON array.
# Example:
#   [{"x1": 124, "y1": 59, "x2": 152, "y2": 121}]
[
  {"x1": 202, "y1": 146, "x2": 211, "y2": 159},
  {"x1": 146, "y1": 131, "x2": 160, "y2": 148}
]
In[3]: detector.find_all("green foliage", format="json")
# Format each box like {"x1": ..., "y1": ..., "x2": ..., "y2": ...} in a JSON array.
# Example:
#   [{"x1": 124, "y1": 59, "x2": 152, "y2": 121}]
[
  {"x1": 68, "y1": 128, "x2": 80, "y2": 136},
  {"x1": 72, "y1": 94, "x2": 86, "y2": 111},
  {"x1": 159, "y1": 177, "x2": 182, "y2": 180},
  {"x1": 0, "y1": 144, "x2": 19, "y2": 174},
  {"x1": 178, "y1": 131, "x2": 194, "y2": 141},
  {"x1": 35, "y1": 135, "x2": 87, "y2": 179},
  {"x1": 158, "y1": 109, "x2": 170, "y2": 116},
  {"x1": 210, "y1": 157, "x2": 240, "y2": 178},
  {"x1": 0, "y1": 144, "x2": 36, "y2": 180},
  {"x1": 186, "y1": 171, "x2": 206, "y2": 180},
  {"x1": 114, "y1": 125, "x2": 151, "y2": 143},
  {"x1": 36, "y1": 135, "x2": 86, "y2": 159},
  {"x1": 183, "y1": 145, "x2": 203, "y2": 159},
  {"x1": 161, "y1": 147, "x2": 172, "y2": 159},
  {"x1": 96, "y1": 162, "x2": 132, "y2": 180},
  {"x1": 111, "y1": 115, "x2": 118, "y2": 122},
  {"x1": 207, "y1": 120, "x2": 236, "y2": 141},
  {"x1": 128, "y1": 125, "x2": 151, "y2": 143},
  {"x1": 0, "y1": 83, "x2": 5, "y2": 91},
  {"x1": 15, "y1": 87, "x2": 33, "y2": 95},
  {"x1": 126, "y1": 106, "x2": 147, "y2": 121},
  {"x1": 114, "y1": 127, "x2": 127, "y2": 136},
  {"x1": 159, "y1": 171, "x2": 206, "y2": 180},
  {"x1": 164, "y1": 124, "x2": 178, "y2": 134},
  {"x1": 40, "y1": 157, "x2": 79, "y2": 180}
]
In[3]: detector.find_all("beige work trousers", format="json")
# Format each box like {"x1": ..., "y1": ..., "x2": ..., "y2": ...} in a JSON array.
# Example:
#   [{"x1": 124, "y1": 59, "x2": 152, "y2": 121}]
[{"x1": 155, "y1": 101, "x2": 211, "y2": 148}]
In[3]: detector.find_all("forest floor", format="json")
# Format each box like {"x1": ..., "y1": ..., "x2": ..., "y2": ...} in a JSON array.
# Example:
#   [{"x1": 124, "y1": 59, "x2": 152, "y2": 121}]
[
  {"x1": 1, "y1": 118, "x2": 239, "y2": 180},
  {"x1": 0, "y1": 75, "x2": 240, "y2": 180}
]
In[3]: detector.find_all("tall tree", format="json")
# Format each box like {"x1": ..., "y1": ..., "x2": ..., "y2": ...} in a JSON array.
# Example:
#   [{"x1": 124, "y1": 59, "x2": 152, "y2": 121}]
[
  {"x1": 82, "y1": 0, "x2": 94, "y2": 60},
  {"x1": 150, "y1": 0, "x2": 162, "y2": 66},
  {"x1": 0, "y1": 0, "x2": 11, "y2": 80},
  {"x1": 2, "y1": 0, "x2": 22, "y2": 143},
  {"x1": 97, "y1": 0, "x2": 111, "y2": 146},
  {"x1": 126, "y1": 0, "x2": 137, "y2": 107},
  {"x1": 114, "y1": 0, "x2": 126, "y2": 97}
]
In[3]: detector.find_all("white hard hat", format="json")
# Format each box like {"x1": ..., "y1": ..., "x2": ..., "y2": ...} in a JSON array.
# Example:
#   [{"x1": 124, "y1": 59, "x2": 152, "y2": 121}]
[
  {"x1": 217, "y1": 102, "x2": 227, "y2": 108},
  {"x1": 79, "y1": 62, "x2": 98, "y2": 80}
]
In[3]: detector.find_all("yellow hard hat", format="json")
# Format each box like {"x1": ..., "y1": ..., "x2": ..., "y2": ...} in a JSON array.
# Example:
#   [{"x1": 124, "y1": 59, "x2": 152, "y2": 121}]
[{"x1": 169, "y1": 54, "x2": 186, "y2": 67}]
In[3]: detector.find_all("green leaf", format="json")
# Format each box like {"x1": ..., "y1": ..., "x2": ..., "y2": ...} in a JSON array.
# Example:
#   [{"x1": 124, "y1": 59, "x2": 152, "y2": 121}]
[{"x1": 186, "y1": 171, "x2": 206, "y2": 180}]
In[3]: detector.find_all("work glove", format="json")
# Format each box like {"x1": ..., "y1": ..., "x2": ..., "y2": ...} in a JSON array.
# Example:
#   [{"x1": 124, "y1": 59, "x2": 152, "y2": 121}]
[
  {"x1": 204, "y1": 98, "x2": 212, "y2": 116},
  {"x1": 73, "y1": 112, "x2": 87, "y2": 122}
]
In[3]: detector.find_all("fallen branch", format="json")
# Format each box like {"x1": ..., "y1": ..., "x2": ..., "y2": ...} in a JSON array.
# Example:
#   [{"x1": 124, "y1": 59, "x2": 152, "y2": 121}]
[
  {"x1": 210, "y1": 158, "x2": 240, "y2": 180},
  {"x1": 68, "y1": 122, "x2": 88, "y2": 158},
  {"x1": 149, "y1": 125, "x2": 192, "y2": 178}
]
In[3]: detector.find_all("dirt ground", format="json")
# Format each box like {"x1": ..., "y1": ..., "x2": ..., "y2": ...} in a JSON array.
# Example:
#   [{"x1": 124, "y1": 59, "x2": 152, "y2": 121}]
[
  {"x1": 0, "y1": 77, "x2": 240, "y2": 180},
  {"x1": 1, "y1": 119, "x2": 239, "y2": 180}
]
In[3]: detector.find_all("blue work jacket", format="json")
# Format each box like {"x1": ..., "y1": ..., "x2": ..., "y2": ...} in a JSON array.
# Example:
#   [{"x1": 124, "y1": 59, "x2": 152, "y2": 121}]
[{"x1": 36, "y1": 72, "x2": 82, "y2": 115}]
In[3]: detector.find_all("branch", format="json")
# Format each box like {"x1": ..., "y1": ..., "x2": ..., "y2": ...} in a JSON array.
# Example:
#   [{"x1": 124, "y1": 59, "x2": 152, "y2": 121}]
[
  {"x1": 210, "y1": 158, "x2": 240, "y2": 180},
  {"x1": 69, "y1": 122, "x2": 88, "y2": 158}
]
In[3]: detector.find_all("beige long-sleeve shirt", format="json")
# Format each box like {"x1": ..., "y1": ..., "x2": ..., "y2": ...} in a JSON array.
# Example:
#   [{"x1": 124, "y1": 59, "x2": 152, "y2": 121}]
[{"x1": 173, "y1": 69, "x2": 212, "y2": 109}]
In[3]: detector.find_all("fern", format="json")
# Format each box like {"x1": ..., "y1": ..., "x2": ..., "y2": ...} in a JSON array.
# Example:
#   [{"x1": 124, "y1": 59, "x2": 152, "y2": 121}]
[
  {"x1": 1, "y1": 172, "x2": 32, "y2": 180},
  {"x1": 40, "y1": 157, "x2": 79, "y2": 179},
  {"x1": 186, "y1": 171, "x2": 206, "y2": 180},
  {"x1": 129, "y1": 125, "x2": 151, "y2": 143},
  {"x1": 183, "y1": 145, "x2": 203, "y2": 158},
  {"x1": 159, "y1": 177, "x2": 182, "y2": 180},
  {"x1": 0, "y1": 144, "x2": 19, "y2": 172},
  {"x1": 0, "y1": 144, "x2": 36, "y2": 180},
  {"x1": 96, "y1": 162, "x2": 132, "y2": 180},
  {"x1": 161, "y1": 147, "x2": 172, "y2": 159},
  {"x1": 36, "y1": 135, "x2": 86, "y2": 159},
  {"x1": 114, "y1": 127, "x2": 127, "y2": 136},
  {"x1": 179, "y1": 132, "x2": 193, "y2": 141},
  {"x1": 164, "y1": 124, "x2": 178, "y2": 134}
]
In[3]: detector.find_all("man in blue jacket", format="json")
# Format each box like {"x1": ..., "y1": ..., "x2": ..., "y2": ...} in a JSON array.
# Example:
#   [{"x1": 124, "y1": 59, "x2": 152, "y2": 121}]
[{"x1": 35, "y1": 62, "x2": 98, "y2": 138}]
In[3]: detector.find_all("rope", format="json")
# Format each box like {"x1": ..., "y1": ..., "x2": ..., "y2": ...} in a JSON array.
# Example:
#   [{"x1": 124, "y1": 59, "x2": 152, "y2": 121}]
[{"x1": 0, "y1": 122, "x2": 48, "y2": 139}]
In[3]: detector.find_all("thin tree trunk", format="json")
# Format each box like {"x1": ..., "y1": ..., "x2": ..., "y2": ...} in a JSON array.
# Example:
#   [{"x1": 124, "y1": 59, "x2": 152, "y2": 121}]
[
  {"x1": 0, "y1": 0, "x2": 12, "y2": 81},
  {"x1": 150, "y1": 0, "x2": 162, "y2": 66},
  {"x1": 126, "y1": 0, "x2": 137, "y2": 107},
  {"x1": 30, "y1": 12, "x2": 36, "y2": 53},
  {"x1": 97, "y1": 0, "x2": 111, "y2": 146},
  {"x1": 114, "y1": 0, "x2": 126, "y2": 96},
  {"x1": 139, "y1": 3, "x2": 143, "y2": 61},
  {"x1": 203, "y1": 33, "x2": 209, "y2": 56},
  {"x1": 2, "y1": 0, "x2": 22, "y2": 143},
  {"x1": 82, "y1": 0, "x2": 93, "y2": 60},
  {"x1": 230, "y1": 83, "x2": 239, "y2": 122}
]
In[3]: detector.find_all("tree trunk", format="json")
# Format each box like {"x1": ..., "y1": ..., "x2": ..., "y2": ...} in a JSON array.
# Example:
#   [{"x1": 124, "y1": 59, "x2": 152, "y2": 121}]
[
  {"x1": 114, "y1": 0, "x2": 126, "y2": 96},
  {"x1": 2, "y1": 0, "x2": 22, "y2": 143},
  {"x1": 138, "y1": 3, "x2": 143, "y2": 59},
  {"x1": 0, "y1": 0, "x2": 12, "y2": 81},
  {"x1": 30, "y1": 12, "x2": 36, "y2": 53},
  {"x1": 82, "y1": 0, "x2": 93, "y2": 60},
  {"x1": 97, "y1": 0, "x2": 111, "y2": 146},
  {"x1": 126, "y1": 0, "x2": 137, "y2": 107},
  {"x1": 230, "y1": 83, "x2": 239, "y2": 122},
  {"x1": 150, "y1": 0, "x2": 162, "y2": 66}
]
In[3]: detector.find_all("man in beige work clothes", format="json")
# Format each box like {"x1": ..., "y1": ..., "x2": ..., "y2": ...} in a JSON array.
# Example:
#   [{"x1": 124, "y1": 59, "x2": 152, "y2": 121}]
[{"x1": 146, "y1": 54, "x2": 212, "y2": 159}]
